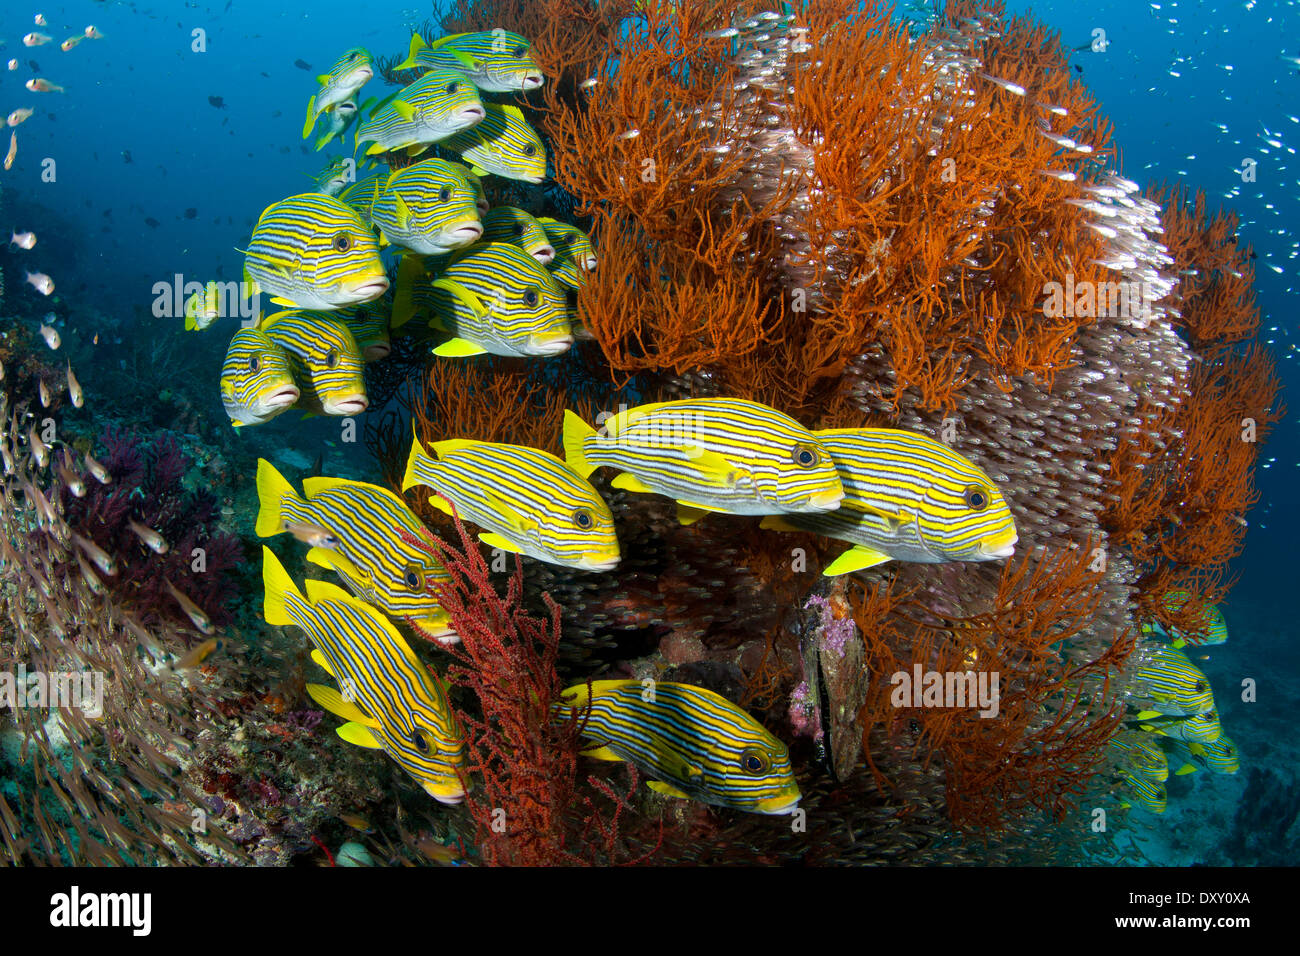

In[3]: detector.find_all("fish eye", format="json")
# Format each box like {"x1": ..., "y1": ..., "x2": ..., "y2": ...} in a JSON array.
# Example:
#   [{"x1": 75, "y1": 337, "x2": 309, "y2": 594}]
[
  {"x1": 325, "y1": 348, "x2": 340, "y2": 368},
  {"x1": 438, "y1": 186, "x2": 451, "y2": 202},
  {"x1": 411, "y1": 730, "x2": 431, "y2": 755},
  {"x1": 403, "y1": 564, "x2": 424, "y2": 591},
  {"x1": 445, "y1": 81, "x2": 459, "y2": 94},
  {"x1": 963, "y1": 485, "x2": 989, "y2": 511},
  {"x1": 522, "y1": 144, "x2": 537, "y2": 157},
  {"x1": 513, "y1": 222, "x2": 525, "y2": 235},
  {"x1": 572, "y1": 508, "x2": 593, "y2": 529},
  {"x1": 249, "y1": 356, "x2": 260, "y2": 372},
  {"x1": 523, "y1": 288, "x2": 539, "y2": 307},
  {"x1": 511, "y1": 45, "x2": 526, "y2": 58},
  {"x1": 740, "y1": 749, "x2": 769, "y2": 775},
  {"x1": 790, "y1": 443, "x2": 818, "y2": 468},
  {"x1": 1195, "y1": 680, "x2": 1207, "y2": 691},
  {"x1": 332, "y1": 231, "x2": 353, "y2": 252}
]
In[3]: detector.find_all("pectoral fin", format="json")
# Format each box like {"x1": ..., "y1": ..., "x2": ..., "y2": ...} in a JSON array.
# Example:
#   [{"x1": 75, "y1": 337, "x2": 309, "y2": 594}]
[
  {"x1": 433, "y1": 337, "x2": 488, "y2": 357},
  {"x1": 310, "y1": 649, "x2": 335, "y2": 678},
  {"x1": 580, "y1": 743, "x2": 623, "y2": 762},
  {"x1": 822, "y1": 545, "x2": 893, "y2": 576},
  {"x1": 759, "y1": 515, "x2": 802, "y2": 533},
  {"x1": 610, "y1": 472, "x2": 654, "y2": 494},
  {"x1": 478, "y1": 532, "x2": 520, "y2": 553},
  {"x1": 306, "y1": 683, "x2": 379, "y2": 728},
  {"x1": 646, "y1": 780, "x2": 692, "y2": 800},
  {"x1": 337, "y1": 722, "x2": 385, "y2": 749}
]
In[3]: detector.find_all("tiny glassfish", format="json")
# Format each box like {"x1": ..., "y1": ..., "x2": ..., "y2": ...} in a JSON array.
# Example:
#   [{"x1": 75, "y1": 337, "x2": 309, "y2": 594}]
[
  {"x1": 28, "y1": 423, "x2": 50, "y2": 467},
  {"x1": 4, "y1": 132, "x2": 16, "y2": 170},
  {"x1": 66, "y1": 363, "x2": 83, "y2": 408},
  {"x1": 75, "y1": 551, "x2": 107, "y2": 595},
  {"x1": 127, "y1": 518, "x2": 169, "y2": 554},
  {"x1": 56, "y1": 458, "x2": 86, "y2": 497},
  {"x1": 74, "y1": 533, "x2": 118, "y2": 576},
  {"x1": 38, "y1": 322, "x2": 60, "y2": 349},
  {"x1": 85, "y1": 451, "x2": 111, "y2": 484},
  {"x1": 168, "y1": 637, "x2": 225, "y2": 671},
  {"x1": 85, "y1": 27, "x2": 106, "y2": 40},
  {"x1": 10, "y1": 231, "x2": 36, "y2": 249},
  {"x1": 26, "y1": 79, "x2": 65, "y2": 93},
  {"x1": 7, "y1": 60, "x2": 18, "y2": 71},
  {"x1": 7, "y1": 109, "x2": 34, "y2": 128},
  {"x1": 23, "y1": 33, "x2": 52, "y2": 47},
  {"x1": 165, "y1": 578, "x2": 214, "y2": 634},
  {"x1": 61, "y1": 36, "x2": 84, "y2": 52},
  {"x1": 28, "y1": 271, "x2": 55, "y2": 296}
]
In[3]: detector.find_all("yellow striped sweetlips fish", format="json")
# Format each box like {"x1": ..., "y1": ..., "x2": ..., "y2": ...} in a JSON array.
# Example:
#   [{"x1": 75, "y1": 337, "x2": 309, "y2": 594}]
[
  {"x1": 403, "y1": 430, "x2": 620, "y2": 571},
  {"x1": 563, "y1": 398, "x2": 845, "y2": 525},
  {"x1": 395, "y1": 31, "x2": 544, "y2": 93},
  {"x1": 555, "y1": 680, "x2": 801, "y2": 815},
  {"x1": 370, "y1": 158, "x2": 483, "y2": 255},
  {"x1": 538, "y1": 217, "x2": 596, "y2": 290},
  {"x1": 1134, "y1": 645, "x2": 1215, "y2": 717},
  {"x1": 261, "y1": 548, "x2": 467, "y2": 804},
  {"x1": 1168, "y1": 735, "x2": 1240, "y2": 776},
  {"x1": 303, "y1": 47, "x2": 373, "y2": 140},
  {"x1": 759, "y1": 428, "x2": 1017, "y2": 575},
  {"x1": 1137, "y1": 709, "x2": 1222, "y2": 745},
  {"x1": 219, "y1": 328, "x2": 300, "y2": 428},
  {"x1": 311, "y1": 94, "x2": 359, "y2": 152},
  {"x1": 313, "y1": 157, "x2": 353, "y2": 196},
  {"x1": 481, "y1": 206, "x2": 555, "y2": 265},
  {"x1": 441, "y1": 103, "x2": 547, "y2": 183},
  {"x1": 243, "y1": 193, "x2": 389, "y2": 310},
  {"x1": 260, "y1": 310, "x2": 368, "y2": 417},
  {"x1": 1142, "y1": 590, "x2": 1229, "y2": 647},
  {"x1": 354, "y1": 68, "x2": 485, "y2": 156},
  {"x1": 421, "y1": 242, "x2": 572, "y2": 357},
  {"x1": 1117, "y1": 767, "x2": 1166, "y2": 814},
  {"x1": 255, "y1": 459, "x2": 455, "y2": 642},
  {"x1": 183, "y1": 280, "x2": 224, "y2": 331},
  {"x1": 1110, "y1": 730, "x2": 1168, "y2": 782}
]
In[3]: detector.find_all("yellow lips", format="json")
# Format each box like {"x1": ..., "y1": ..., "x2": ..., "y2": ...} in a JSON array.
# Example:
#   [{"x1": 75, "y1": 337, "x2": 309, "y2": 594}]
[{"x1": 979, "y1": 529, "x2": 1019, "y2": 559}]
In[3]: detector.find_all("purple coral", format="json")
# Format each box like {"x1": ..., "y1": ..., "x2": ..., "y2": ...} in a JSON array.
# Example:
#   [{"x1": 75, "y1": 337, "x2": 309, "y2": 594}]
[{"x1": 805, "y1": 594, "x2": 858, "y2": 659}]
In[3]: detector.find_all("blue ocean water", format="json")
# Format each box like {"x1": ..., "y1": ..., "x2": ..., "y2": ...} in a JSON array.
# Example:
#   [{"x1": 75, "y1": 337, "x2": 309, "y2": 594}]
[{"x1": 0, "y1": 0, "x2": 1294, "y2": 867}]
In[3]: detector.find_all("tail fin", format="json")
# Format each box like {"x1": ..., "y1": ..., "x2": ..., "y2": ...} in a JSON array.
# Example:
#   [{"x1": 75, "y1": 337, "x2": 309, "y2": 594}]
[
  {"x1": 402, "y1": 422, "x2": 432, "y2": 492},
  {"x1": 562, "y1": 409, "x2": 597, "y2": 479},
  {"x1": 261, "y1": 546, "x2": 305, "y2": 626},
  {"x1": 255, "y1": 458, "x2": 303, "y2": 538},
  {"x1": 394, "y1": 33, "x2": 428, "y2": 71},
  {"x1": 302, "y1": 94, "x2": 318, "y2": 140}
]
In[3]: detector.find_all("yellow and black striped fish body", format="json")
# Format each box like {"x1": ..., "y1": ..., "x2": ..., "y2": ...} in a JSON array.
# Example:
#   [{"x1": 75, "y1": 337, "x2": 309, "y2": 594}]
[
  {"x1": 335, "y1": 301, "x2": 392, "y2": 362},
  {"x1": 441, "y1": 103, "x2": 546, "y2": 183},
  {"x1": 1135, "y1": 645, "x2": 1215, "y2": 716},
  {"x1": 220, "y1": 328, "x2": 300, "y2": 428},
  {"x1": 759, "y1": 428, "x2": 1017, "y2": 575},
  {"x1": 303, "y1": 47, "x2": 373, "y2": 139},
  {"x1": 447, "y1": 161, "x2": 488, "y2": 215},
  {"x1": 354, "y1": 68, "x2": 485, "y2": 156},
  {"x1": 480, "y1": 207, "x2": 555, "y2": 264},
  {"x1": 563, "y1": 399, "x2": 844, "y2": 523},
  {"x1": 337, "y1": 170, "x2": 388, "y2": 225},
  {"x1": 538, "y1": 217, "x2": 596, "y2": 290},
  {"x1": 261, "y1": 310, "x2": 368, "y2": 417},
  {"x1": 244, "y1": 193, "x2": 389, "y2": 310},
  {"x1": 255, "y1": 459, "x2": 454, "y2": 642},
  {"x1": 556, "y1": 680, "x2": 801, "y2": 814},
  {"x1": 1110, "y1": 729, "x2": 1169, "y2": 782},
  {"x1": 425, "y1": 242, "x2": 571, "y2": 357},
  {"x1": 1147, "y1": 591, "x2": 1229, "y2": 647},
  {"x1": 1137, "y1": 708, "x2": 1222, "y2": 745},
  {"x1": 1116, "y1": 765, "x2": 1167, "y2": 814},
  {"x1": 261, "y1": 548, "x2": 466, "y2": 803},
  {"x1": 1169, "y1": 734, "x2": 1239, "y2": 776},
  {"x1": 391, "y1": 254, "x2": 448, "y2": 331},
  {"x1": 403, "y1": 433, "x2": 619, "y2": 571},
  {"x1": 395, "y1": 31, "x2": 544, "y2": 93},
  {"x1": 371, "y1": 159, "x2": 483, "y2": 256}
]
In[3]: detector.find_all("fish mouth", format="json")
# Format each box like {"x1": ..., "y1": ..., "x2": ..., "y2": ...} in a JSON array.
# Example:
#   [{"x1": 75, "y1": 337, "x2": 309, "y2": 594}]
[
  {"x1": 582, "y1": 257, "x2": 598, "y2": 271},
  {"x1": 978, "y1": 530, "x2": 1018, "y2": 559},
  {"x1": 577, "y1": 554, "x2": 621, "y2": 572},
  {"x1": 449, "y1": 221, "x2": 483, "y2": 243},
  {"x1": 325, "y1": 395, "x2": 369, "y2": 416},
  {"x1": 527, "y1": 334, "x2": 573, "y2": 356},
  {"x1": 411, "y1": 617, "x2": 460, "y2": 645},
  {"x1": 532, "y1": 244, "x2": 556, "y2": 265},
  {"x1": 262, "y1": 385, "x2": 301, "y2": 409},
  {"x1": 522, "y1": 72, "x2": 544, "y2": 89},
  {"x1": 458, "y1": 105, "x2": 486, "y2": 122},
  {"x1": 339, "y1": 275, "x2": 390, "y2": 302},
  {"x1": 757, "y1": 794, "x2": 801, "y2": 815},
  {"x1": 519, "y1": 172, "x2": 545, "y2": 184},
  {"x1": 805, "y1": 489, "x2": 844, "y2": 511},
  {"x1": 423, "y1": 782, "x2": 466, "y2": 806},
  {"x1": 363, "y1": 344, "x2": 391, "y2": 362}
]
